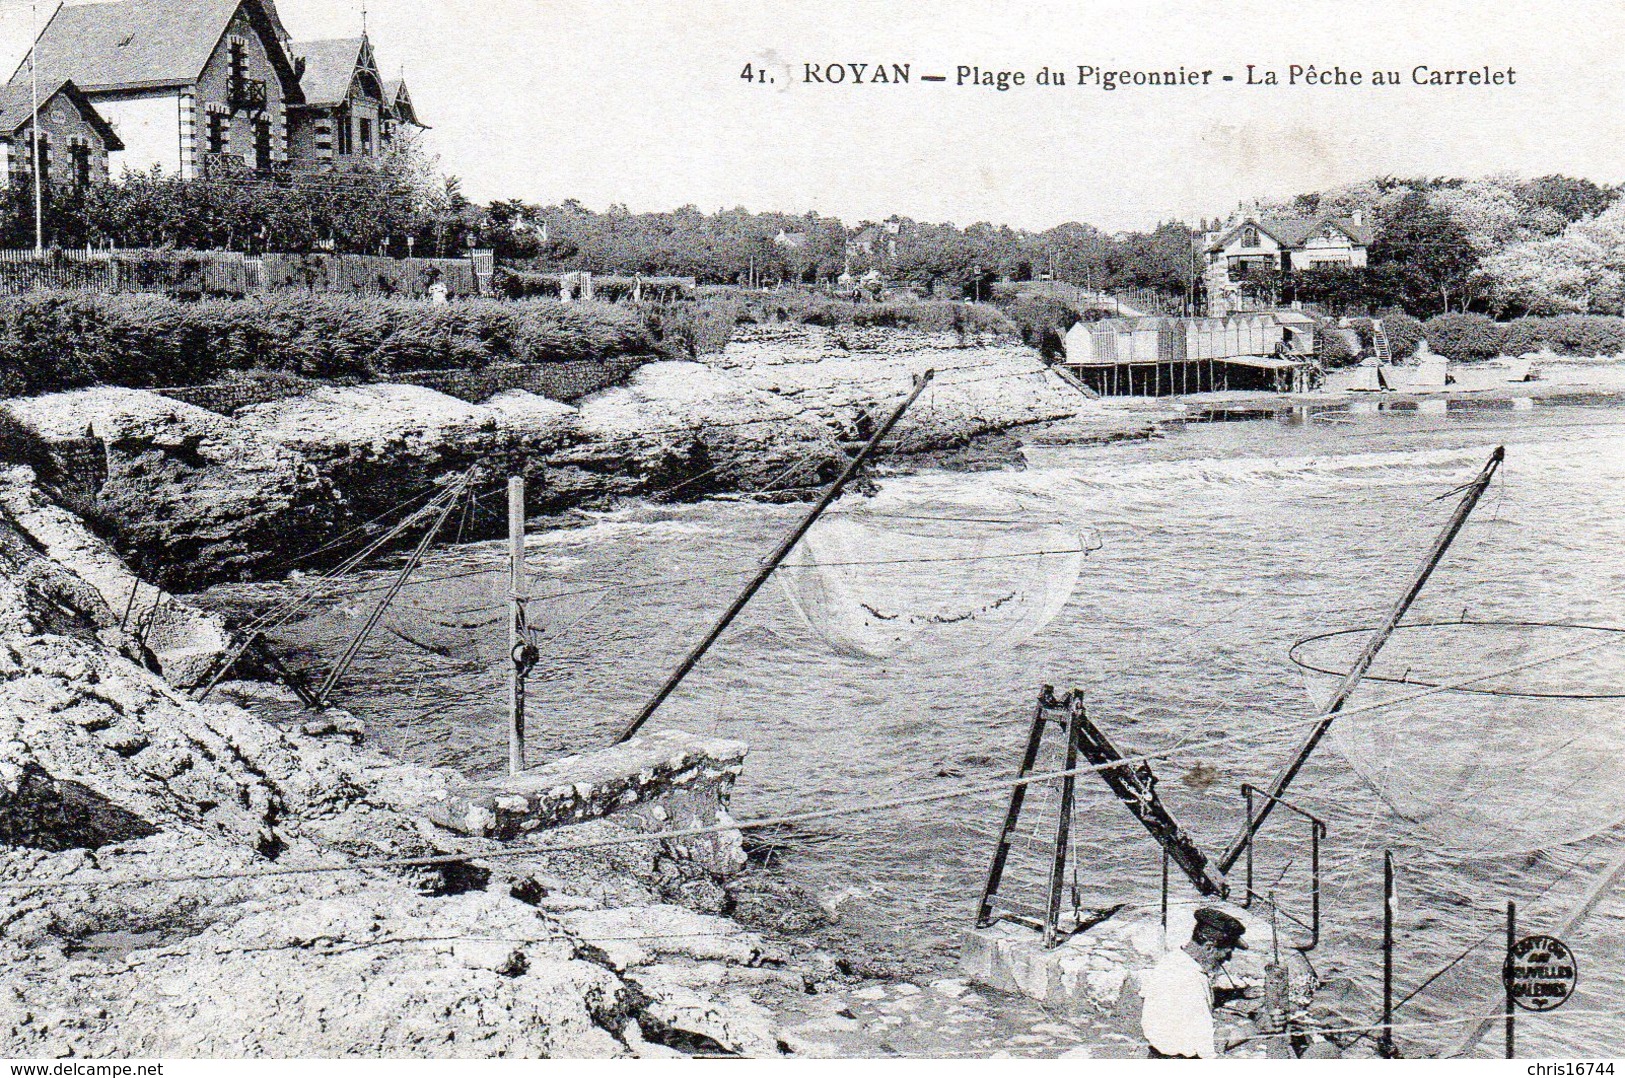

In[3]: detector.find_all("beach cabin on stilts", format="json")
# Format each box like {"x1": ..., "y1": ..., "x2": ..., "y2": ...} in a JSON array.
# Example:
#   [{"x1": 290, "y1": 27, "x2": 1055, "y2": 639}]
[{"x1": 1061, "y1": 311, "x2": 1319, "y2": 396}]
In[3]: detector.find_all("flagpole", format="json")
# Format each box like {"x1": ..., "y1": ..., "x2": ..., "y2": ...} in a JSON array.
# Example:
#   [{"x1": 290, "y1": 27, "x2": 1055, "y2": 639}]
[{"x1": 30, "y1": 0, "x2": 44, "y2": 252}]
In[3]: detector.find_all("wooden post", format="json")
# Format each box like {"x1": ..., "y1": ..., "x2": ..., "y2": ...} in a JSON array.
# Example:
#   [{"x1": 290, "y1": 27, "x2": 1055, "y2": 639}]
[
  {"x1": 1505, "y1": 901, "x2": 1517, "y2": 1059},
  {"x1": 1217, "y1": 447, "x2": 1505, "y2": 874},
  {"x1": 1382, "y1": 850, "x2": 1396, "y2": 1057},
  {"x1": 1044, "y1": 710, "x2": 1080, "y2": 948},
  {"x1": 975, "y1": 696, "x2": 1049, "y2": 928},
  {"x1": 615, "y1": 370, "x2": 935, "y2": 743},
  {"x1": 508, "y1": 476, "x2": 527, "y2": 775}
]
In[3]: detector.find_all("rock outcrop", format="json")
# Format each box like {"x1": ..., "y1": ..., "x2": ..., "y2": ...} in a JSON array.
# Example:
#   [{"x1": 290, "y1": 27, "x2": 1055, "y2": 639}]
[
  {"x1": 716, "y1": 329, "x2": 1094, "y2": 452},
  {"x1": 236, "y1": 384, "x2": 505, "y2": 527},
  {"x1": 0, "y1": 466, "x2": 230, "y2": 687},
  {"x1": 4, "y1": 389, "x2": 338, "y2": 588},
  {"x1": 565, "y1": 362, "x2": 846, "y2": 498}
]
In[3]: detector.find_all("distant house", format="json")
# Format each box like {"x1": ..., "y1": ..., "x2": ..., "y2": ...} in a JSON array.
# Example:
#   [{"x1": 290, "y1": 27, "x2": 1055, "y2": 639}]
[
  {"x1": 1201, "y1": 212, "x2": 1371, "y2": 315},
  {"x1": 847, "y1": 225, "x2": 884, "y2": 256},
  {"x1": 287, "y1": 35, "x2": 388, "y2": 165},
  {"x1": 0, "y1": 78, "x2": 124, "y2": 187},
  {"x1": 772, "y1": 229, "x2": 807, "y2": 249},
  {"x1": 16, "y1": 0, "x2": 306, "y2": 178}
]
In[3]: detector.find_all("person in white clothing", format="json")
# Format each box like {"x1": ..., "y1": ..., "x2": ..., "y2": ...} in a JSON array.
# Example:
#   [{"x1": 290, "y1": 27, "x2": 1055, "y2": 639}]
[{"x1": 1139, "y1": 906, "x2": 1248, "y2": 1059}]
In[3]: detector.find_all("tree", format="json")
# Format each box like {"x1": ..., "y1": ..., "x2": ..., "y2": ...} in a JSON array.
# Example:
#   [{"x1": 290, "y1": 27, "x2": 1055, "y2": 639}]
[
  {"x1": 1482, "y1": 201, "x2": 1625, "y2": 315},
  {"x1": 1369, "y1": 190, "x2": 1482, "y2": 315}
]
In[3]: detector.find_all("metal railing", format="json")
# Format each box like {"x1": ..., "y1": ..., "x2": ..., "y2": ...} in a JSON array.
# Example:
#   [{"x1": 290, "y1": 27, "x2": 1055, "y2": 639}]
[{"x1": 1237, "y1": 782, "x2": 1326, "y2": 951}]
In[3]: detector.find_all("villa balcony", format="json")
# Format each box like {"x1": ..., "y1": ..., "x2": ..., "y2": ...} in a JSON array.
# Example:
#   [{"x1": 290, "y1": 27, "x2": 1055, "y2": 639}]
[
  {"x1": 229, "y1": 77, "x2": 268, "y2": 113},
  {"x1": 201, "y1": 152, "x2": 248, "y2": 177}
]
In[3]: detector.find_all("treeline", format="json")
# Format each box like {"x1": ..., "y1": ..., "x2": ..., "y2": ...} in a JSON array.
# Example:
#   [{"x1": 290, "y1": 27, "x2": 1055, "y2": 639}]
[
  {"x1": 484, "y1": 200, "x2": 1194, "y2": 297},
  {"x1": 5, "y1": 155, "x2": 1620, "y2": 322}
]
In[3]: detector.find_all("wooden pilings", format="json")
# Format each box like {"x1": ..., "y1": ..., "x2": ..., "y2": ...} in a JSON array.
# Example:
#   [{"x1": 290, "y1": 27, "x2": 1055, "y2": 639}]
[{"x1": 508, "y1": 476, "x2": 528, "y2": 775}]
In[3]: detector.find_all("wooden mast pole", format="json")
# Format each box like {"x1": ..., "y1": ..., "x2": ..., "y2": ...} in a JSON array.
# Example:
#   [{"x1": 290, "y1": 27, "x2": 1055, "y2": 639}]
[
  {"x1": 1216, "y1": 446, "x2": 1505, "y2": 875},
  {"x1": 615, "y1": 369, "x2": 936, "y2": 744},
  {"x1": 508, "y1": 476, "x2": 528, "y2": 775},
  {"x1": 314, "y1": 470, "x2": 469, "y2": 707}
]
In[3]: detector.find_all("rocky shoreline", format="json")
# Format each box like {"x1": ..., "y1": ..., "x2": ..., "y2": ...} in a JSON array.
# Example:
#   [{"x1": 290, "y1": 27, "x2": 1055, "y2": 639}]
[
  {"x1": 0, "y1": 324, "x2": 1142, "y2": 592},
  {"x1": 0, "y1": 325, "x2": 1157, "y2": 1058},
  {"x1": 0, "y1": 458, "x2": 945, "y2": 1057}
]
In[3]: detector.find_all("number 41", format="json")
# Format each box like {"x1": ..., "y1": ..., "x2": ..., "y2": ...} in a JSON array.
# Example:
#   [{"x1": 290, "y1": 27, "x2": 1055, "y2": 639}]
[{"x1": 740, "y1": 63, "x2": 771, "y2": 83}]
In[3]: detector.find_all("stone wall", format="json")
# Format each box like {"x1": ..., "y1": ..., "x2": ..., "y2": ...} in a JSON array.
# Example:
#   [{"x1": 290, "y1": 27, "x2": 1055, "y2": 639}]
[
  {"x1": 428, "y1": 729, "x2": 748, "y2": 878},
  {"x1": 394, "y1": 356, "x2": 650, "y2": 405},
  {"x1": 157, "y1": 379, "x2": 315, "y2": 415}
]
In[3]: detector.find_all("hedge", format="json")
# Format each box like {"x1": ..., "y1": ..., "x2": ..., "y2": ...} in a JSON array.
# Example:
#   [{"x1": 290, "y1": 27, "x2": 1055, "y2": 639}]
[
  {"x1": 1421, "y1": 313, "x2": 1504, "y2": 362},
  {"x1": 496, "y1": 269, "x2": 695, "y2": 302},
  {"x1": 733, "y1": 291, "x2": 1016, "y2": 335},
  {"x1": 0, "y1": 293, "x2": 655, "y2": 398},
  {"x1": 1497, "y1": 315, "x2": 1625, "y2": 359},
  {"x1": 1417, "y1": 313, "x2": 1625, "y2": 362}
]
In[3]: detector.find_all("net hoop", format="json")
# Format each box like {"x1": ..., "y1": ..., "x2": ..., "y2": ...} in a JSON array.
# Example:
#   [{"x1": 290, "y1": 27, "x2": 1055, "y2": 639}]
[{"x1": 1288, "y1": 619, "x2": 1625, "y2": 700}]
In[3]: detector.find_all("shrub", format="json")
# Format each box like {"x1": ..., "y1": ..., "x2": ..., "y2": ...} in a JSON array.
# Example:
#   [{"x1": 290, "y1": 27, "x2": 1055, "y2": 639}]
[
  {"x1": 1499, "y1": 317, "x2": 1556, "y2": 357},
  {"x1": 1545, "y1": 315, "x2": 1625, "y2": 357},
  {"x1": 1313, "y1": 320, "x2": 1361, "y2": 368},
  {"x1": 1004, "y1": 296, "x2": 1085, "y2": 360},
  {"x1": 0, "y1": 293, "x2": 656, "y2": 397},
  {"x1": 1424, "y1": 313, "x2": 1505, "y2": 362},
  {"x1": 635, "y1": 295, "x2": 740, "y2": 359},
  {"x1": 1380, "y1": 309, "x2": 1426, "y2": 360}
]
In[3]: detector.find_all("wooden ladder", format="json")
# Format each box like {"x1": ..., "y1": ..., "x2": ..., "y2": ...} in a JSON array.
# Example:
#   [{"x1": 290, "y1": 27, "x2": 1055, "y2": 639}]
[
  {"x1": 975, "y1": 687, "x2": 1083, "y2": 948},
  {"x1": 1372, "y1": 318, "x2": 1394, "y2": 365}
]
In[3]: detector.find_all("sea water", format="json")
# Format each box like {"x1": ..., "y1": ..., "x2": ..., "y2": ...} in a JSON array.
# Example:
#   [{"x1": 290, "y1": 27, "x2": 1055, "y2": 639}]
[{"x1": 210, "y1": 393, "x2": 1625, "y2": 1057}]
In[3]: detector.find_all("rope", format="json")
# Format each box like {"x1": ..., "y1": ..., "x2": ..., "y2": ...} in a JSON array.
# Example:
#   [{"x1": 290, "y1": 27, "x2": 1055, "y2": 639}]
[{"x1": 10, "y1": 629, "x2": 1619, "y2": 896}]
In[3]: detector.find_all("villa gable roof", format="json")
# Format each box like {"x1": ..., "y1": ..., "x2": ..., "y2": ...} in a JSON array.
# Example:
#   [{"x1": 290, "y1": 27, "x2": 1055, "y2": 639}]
[{"x1": 13, "y1": 0, "x2": 304, "y2": 101}]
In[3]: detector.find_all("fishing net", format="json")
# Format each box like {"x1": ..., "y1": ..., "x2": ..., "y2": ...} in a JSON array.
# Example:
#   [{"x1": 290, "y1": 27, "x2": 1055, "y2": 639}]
[
  {"x1": 775, "y1": 502, "x2": 1091, "y2": 659},
  {"x1": 1291, "y1": 621, "x2": 1625, "y2": 857}
]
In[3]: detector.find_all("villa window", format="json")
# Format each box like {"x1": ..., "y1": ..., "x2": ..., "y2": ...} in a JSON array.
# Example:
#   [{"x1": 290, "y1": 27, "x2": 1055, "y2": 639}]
[
  {"x1": 1242, "y1": 226, "x2": 1259, "y2": 247},
  {"x1": 70, "y1": 140, "x2": 92, "y2": 187},
  {"x1": 359, "y1": 117, "x2": 373, "y2": 156},
  {"x1": 254, "y1": 118, "x2": 272, "y2": 170},
  {"x1": 207, "y1": 111, "x2": 229, "y2": 154}
]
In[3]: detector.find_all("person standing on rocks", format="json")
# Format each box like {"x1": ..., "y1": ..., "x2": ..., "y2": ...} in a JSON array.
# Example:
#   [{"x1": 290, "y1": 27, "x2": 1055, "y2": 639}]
[{"x1": 1139, "y1": 907, "x2": 1248, "y2": 1059}]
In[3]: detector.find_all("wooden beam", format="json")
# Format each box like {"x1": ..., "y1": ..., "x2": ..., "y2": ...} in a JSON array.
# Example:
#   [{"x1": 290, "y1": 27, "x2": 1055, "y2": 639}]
[
  {"x1": 1217, "y1": 447, "x2": 1506, "y2": 875},
  {"x1": 615, "y1": 370, "x2": 936, "y2": 743}
]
